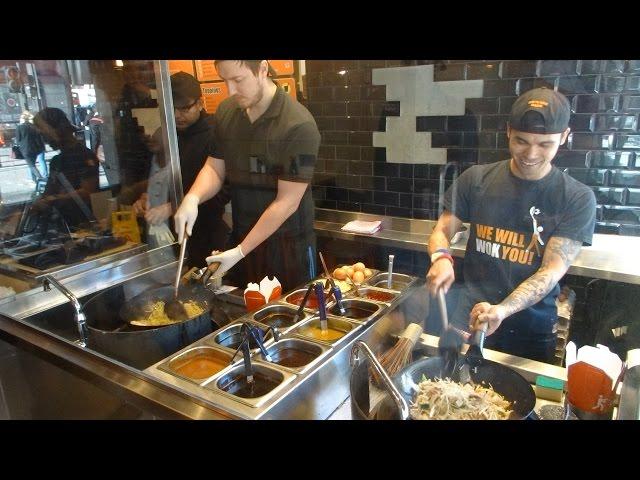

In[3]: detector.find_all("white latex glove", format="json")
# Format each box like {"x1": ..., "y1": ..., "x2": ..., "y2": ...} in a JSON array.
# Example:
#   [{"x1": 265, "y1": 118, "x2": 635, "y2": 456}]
[
  {"x1": 174, "y1": 193, "x2": 199, "y2": 243},
  {"x1": 205, "y1": 245, "x2": 245, "y2": 280}
]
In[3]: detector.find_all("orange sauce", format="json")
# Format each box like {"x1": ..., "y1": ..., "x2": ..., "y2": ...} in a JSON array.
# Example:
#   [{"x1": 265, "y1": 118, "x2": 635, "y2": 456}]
[
  {"x1": 298, "y1": 324, "x2": 345, "y2": 341},
  {"x1": 173, "y1": 354, "x2": 228, "y2": 379}
]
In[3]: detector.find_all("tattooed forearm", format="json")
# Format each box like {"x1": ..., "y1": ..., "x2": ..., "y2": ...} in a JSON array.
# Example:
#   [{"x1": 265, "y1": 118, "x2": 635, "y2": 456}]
[
  {"x1": 499, "y1": 236, "x2": 583, "y2": 318},
  {"x1": 500, "y1": 268, "x2": 555, "y2": 317},
  {"x1": 542, "y1": 237, "x2": 583, "y2": 269}
]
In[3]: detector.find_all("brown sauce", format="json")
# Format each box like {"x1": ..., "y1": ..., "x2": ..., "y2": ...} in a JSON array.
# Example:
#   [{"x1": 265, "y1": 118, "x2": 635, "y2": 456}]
[
  {"x1": 257, "y1": 313, "x2": 295, "y2": 328},
  {"x1": 271, "y1": 348, "x2": 317, "y2": 368},
  {"x1": 173, "y1": 354, "x2": 228, "y2": 379},
  {"x1": 298, "y1": 324, "x2": 346, "y2": 341},
  {"x1": 219, "y1": 372, "x2": 280, "y2": 398}
]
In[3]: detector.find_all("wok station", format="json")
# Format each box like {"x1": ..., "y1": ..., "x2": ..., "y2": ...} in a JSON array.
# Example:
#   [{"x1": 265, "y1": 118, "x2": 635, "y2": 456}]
[{"x1": 1, "y1": 60, "x2": 639, "y2": 420}]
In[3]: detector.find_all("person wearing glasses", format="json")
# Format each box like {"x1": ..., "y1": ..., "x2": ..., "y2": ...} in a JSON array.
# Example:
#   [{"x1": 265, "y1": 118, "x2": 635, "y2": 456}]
[
  {"x1": 174, "y1": 60, "x2": 321, "y2": 291},
  {"x1": 133, "y1": 72, "x2": 230, "y2": 265}
]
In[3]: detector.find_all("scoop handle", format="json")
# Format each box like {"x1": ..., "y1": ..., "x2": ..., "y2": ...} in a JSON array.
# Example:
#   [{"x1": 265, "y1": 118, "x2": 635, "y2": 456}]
[{"x1": 173, "y1": 235, "x2": 188, "y2": 298}]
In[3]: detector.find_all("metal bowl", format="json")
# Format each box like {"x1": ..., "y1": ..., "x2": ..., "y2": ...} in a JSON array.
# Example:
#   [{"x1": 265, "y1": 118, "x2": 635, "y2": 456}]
[
  {"x1": 255, "y1": 337, "x2": 330, "y2": 374},
  {"x1": 252, "y1": 304, "x2": 306, "y2": 331},
  {"x1": 290, "y1": 316, "x2": 360, "y2": 346},
  {"x1": 208, "y1": 321, "x2": 272, "y2": 353},
  {"x1": 328, "y1": 298, "x2": 382, "y2": 324},
  {"x1": 364, "y1": 272, "x2": 413, "y2": 291},
  {"x1": 206, "y1": 362, "x2": 295, "y2": 408},
  {"x1": 160, "y1": 346, "x2": 234, "y2": 383}
]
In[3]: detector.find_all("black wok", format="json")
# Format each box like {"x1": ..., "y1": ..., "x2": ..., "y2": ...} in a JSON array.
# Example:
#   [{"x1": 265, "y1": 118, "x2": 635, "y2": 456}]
[
  {"x1": 350, "y1": 342, "x2": 536, "y2": 420},
  {"x1": 82, "y1": 283, "x2": 232, "y2": 369}
]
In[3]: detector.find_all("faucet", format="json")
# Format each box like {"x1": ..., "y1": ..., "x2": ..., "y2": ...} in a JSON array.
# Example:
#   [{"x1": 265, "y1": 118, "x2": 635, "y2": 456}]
[
  {"x1": 42, "y1": 275, "x2": 88, "y2": 347},
  {"x1": 350, "y1": 341, "x2": 409, "y2": 420},
  {"x1": 438, "y1": 161, "x2": 460, "y2": 218}
]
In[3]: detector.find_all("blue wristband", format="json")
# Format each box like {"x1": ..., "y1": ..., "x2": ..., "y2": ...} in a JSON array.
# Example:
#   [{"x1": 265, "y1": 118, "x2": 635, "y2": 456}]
[{"x1": 435, "y1": 248, "x2": 450, "y2": 254}]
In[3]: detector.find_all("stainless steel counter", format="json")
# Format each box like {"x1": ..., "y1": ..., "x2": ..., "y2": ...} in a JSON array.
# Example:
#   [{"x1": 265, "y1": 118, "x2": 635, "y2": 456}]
[{"x1": 314, "y1": 208, "x2": 640, "y2": 285}]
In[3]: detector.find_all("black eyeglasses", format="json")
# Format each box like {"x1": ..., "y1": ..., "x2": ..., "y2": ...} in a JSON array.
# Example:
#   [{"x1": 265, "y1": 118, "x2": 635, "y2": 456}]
[{"x1": 174, "y1": 99, "x2": 199, "y2": 114}]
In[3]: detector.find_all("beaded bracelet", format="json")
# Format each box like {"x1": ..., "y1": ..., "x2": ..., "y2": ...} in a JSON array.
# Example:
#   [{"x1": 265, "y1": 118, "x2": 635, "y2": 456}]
[{"x1": 431, "y1": 252, "x2": 454, "y2": 265}]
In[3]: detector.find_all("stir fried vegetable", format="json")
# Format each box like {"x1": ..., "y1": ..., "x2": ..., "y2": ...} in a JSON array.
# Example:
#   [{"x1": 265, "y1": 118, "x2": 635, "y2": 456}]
[{"x1": 409, "y1": 376, "x2": 512, "y2": 420}]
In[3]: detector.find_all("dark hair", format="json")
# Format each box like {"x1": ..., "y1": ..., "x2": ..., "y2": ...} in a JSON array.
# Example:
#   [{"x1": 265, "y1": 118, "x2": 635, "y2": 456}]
[
  {"x1": 34, "y1": 108, "x2": 77, "y2": 135},
  {"x1": 214, "y1": 60, "x2": 278, "y2": 79}
]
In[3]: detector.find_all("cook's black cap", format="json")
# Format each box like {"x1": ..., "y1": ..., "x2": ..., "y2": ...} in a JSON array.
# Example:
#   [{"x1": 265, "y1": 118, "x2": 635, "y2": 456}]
[
  {"x1": 509, "y1": 87, "x2": 571, "y2": 134},
  {"x1": 170, "y1": 72, "x2": 202, "y2": 108}
]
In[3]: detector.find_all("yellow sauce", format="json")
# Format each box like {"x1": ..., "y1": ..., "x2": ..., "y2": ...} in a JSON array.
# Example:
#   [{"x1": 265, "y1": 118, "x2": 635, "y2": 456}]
[
  {"x1": 173, "y1": 354, "x2": 228, "y2": 379},
  {"x1": 298, "y1": 324, "x2": 345, "y2": 341}
]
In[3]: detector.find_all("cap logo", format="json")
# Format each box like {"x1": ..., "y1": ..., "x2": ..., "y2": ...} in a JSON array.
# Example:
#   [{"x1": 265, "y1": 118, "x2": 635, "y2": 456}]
[{"x1": 527, "y1": 99, "x2": 549, "y2": 109}]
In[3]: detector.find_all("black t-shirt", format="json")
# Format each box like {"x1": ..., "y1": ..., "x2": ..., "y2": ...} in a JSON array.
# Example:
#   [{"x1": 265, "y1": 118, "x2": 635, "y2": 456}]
[
  {"x1": 445, "y1": 160, "x2": 596, "y2": 336},
  {"x1": 178, "y1": 112, "x2": 228, "y2": 213},
  {"x1": 177, "y1": 112, "x2": 230, "y2": 263},
  {"x1": 215, "y1": 86, "x2": 320, "y2": 239}
]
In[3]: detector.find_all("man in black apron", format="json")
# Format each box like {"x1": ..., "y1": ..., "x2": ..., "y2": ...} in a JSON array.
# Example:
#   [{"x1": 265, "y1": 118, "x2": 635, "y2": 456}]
[
  {"x1": 174, "y1": 60, "x2": 320, "y2": 291},
  {"x1": 426, "y1": 88, "x2": 596, "y2": 363}
]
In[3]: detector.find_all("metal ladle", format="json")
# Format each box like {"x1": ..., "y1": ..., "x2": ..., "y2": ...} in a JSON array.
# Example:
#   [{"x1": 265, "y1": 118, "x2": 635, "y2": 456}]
[{"x1": 164, "y1": 235, "x2": 189, "y2": 322}]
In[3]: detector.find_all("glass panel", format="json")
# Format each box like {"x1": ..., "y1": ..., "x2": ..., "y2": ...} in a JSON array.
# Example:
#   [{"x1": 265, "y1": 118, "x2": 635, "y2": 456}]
[{"x1": 0, "y1": 59, "x2": 179, "y2": 280}]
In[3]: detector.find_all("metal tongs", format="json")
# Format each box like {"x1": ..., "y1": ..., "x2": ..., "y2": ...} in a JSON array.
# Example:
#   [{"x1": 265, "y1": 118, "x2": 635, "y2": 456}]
[
  {"x1": 292, "y1": 283, "x2": 314, "y2": 324},
  {"x1": 318, "y1": 251, "x2": 346, "y2": 315},
  {"x1": 435, "y1": 288, "x2": 477, "y2": 383},
  {"x1": 435, "y1": 287, "x2": 487, "y2": 385},
  {"x1": 230, "y1": 323, "x2": 281, "y2": 381},
  {"x1": 436, "y1": 288, "x2": 464, "y2": 378}
]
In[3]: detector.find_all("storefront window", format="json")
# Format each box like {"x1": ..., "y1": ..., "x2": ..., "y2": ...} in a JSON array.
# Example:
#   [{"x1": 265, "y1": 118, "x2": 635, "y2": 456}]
[{"x1": 0, "y1": 60, "x2": 179, "y2": 282}]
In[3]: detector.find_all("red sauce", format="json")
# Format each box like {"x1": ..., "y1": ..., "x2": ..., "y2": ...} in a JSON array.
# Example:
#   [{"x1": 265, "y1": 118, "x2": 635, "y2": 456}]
[
  {"x1": 365, "y1": 291, "x2": 395, "y2": 302},
  {"x1": 285, "y1": 290, "x2": 333, "y2": 309}
]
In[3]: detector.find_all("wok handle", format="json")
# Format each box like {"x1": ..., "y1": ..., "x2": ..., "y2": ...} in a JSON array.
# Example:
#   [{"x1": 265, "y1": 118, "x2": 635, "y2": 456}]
[
  {"x1": 350, "y1": 341, "x2": 409, "y2": 420},
  {"x1": 469, "y1": 319, "x2": 488, "y2": 354},
  {"x1": 437, "y1": 288, "x2": 449, "y2": 330}
]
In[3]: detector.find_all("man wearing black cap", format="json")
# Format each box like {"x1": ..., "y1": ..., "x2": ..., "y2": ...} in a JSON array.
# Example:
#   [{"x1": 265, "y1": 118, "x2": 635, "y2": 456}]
[
  {"x1": 134, "y1": 72, "x2": 230, "y2": 265},
  {"x1": 174, "y1": 60, "x2": 320, "y2": 291},
  {"x1": 427, "y1": 87, "x2": 596, "y2": 363}
]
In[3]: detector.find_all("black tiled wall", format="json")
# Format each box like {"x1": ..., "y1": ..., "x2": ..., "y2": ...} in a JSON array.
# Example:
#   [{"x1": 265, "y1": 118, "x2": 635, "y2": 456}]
[{"x1": 304, "y1": 60, "x2": 640, "y2": 236}]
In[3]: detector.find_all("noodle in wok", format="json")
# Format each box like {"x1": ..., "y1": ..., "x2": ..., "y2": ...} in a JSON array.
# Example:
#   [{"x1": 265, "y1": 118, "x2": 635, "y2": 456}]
[
  {"x1": 133, "y1": 300, "x2": 205, "y2": 326},
  {"x1": 410, "y1": 376, "x2": 512, "y2": 420}
]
